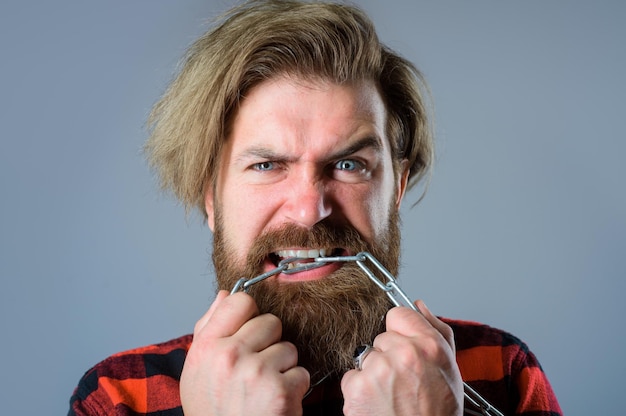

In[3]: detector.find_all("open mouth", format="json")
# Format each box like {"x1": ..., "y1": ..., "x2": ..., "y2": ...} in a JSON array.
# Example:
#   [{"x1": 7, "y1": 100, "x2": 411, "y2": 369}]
[{"x1": 268, "y1": 247, "x2": 345, "y2": 270}]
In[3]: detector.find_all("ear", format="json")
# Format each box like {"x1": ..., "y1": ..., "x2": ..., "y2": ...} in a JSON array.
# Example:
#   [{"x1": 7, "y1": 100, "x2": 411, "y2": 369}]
[
  {"x1": 204, "y1": 186, "x2": 216, "y2": 231},
  {"x1": 395, "y1": 159, "x2": 410, "y2": 208}
]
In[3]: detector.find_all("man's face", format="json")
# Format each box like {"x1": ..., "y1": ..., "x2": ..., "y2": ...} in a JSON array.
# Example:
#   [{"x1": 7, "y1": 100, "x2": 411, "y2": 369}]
[
  {"x1": 206, "y1": 76, "x2": 408, "y2": 272},
  {"x1": 205, "y1": 76, "x2": 409, "y2": 377}
]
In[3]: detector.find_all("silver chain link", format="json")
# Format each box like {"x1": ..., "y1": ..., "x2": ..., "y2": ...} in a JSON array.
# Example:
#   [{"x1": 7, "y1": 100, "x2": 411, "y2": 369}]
[{"x1": 230, "y1": 251, "x2": 505, "y2": 416}]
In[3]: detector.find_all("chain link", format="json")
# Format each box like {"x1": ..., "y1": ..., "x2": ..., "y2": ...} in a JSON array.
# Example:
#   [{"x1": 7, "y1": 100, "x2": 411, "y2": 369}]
[{"x1": 230, "y1": 251, "x2": 505, "y2": 416}]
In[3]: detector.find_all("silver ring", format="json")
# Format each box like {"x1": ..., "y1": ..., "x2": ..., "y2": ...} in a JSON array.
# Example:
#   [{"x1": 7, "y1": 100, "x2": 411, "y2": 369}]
[{"x1": 353, "y1": 344, "x2": 375, "y2": 371}]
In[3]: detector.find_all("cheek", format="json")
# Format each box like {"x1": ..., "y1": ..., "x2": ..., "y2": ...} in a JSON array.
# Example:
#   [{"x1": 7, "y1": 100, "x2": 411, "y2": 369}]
[
  {"x1": 368, "y1": 190, "x2": 395, "y2": 238},
  {"x1": 218, "y1": 185, "x2": 279, "y2": 260},
  {"x1": 336, "y1": 183, "x2": 394, "y2": 243},
  {"x1": 367, "y1": 174, "x2": 399, "y2": 239}
]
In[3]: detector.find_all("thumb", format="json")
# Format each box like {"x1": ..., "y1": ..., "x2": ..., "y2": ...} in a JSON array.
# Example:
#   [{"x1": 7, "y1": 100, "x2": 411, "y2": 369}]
[{"x1": 193, "y1": 290, "x2": 229, "y2": 334}]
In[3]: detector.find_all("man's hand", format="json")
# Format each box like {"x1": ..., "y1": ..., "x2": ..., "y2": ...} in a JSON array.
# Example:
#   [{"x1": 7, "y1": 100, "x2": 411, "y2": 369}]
[
  {"x1": 180, "y1": 290, "x2": 310, "y2": 416},
  {"x1": 341, "y1": 300, "x2": 464, "y2": 416}
]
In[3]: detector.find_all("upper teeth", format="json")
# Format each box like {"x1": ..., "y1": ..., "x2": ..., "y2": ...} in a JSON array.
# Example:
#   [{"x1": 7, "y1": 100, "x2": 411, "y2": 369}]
[{"x1": 276, "y1": 249, "x2": 327, "y2": 258}]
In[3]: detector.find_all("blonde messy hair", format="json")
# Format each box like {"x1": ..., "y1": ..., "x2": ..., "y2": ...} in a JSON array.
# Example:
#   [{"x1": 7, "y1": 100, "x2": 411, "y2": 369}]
[{"x1": 145, "y1": 0, "x2": 434, "y2": 216}]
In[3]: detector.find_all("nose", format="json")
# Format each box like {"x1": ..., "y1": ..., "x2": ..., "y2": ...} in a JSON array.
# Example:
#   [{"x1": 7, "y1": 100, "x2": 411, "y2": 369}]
[{"x1": 283, "y1": 175, "x2": 332, "y2": 228}]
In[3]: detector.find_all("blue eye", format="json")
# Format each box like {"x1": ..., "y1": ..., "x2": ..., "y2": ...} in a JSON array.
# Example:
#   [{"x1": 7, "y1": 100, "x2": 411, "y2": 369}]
[
  {"x1": 335, "y1": 159, "x2": 359, "y2": 171},
  {"x1": 253, "y1": 161, "x2": 274, "y2": 171}
]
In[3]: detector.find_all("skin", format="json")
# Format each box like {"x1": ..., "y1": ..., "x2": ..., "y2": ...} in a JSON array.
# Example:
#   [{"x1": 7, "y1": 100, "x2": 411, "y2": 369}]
[
  {"x1": 180, "y1": 77, "x2": 463, "y2": 415},
  {"x1": 208, "y1": 76, "x2": 405, "y2": 281}
]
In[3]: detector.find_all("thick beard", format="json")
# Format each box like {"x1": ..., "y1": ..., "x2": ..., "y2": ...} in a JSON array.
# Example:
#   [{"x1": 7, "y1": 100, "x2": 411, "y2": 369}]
[{"x1": 212, "y1": 210, "x2": 401, "y2": 381}]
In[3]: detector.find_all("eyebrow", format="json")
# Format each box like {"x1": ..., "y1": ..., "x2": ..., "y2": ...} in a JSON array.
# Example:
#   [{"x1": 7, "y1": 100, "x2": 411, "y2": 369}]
[
  {"x1": 235, "y1": 136, "x2": 383, "y2": 164},
  {"x1": 235, "y1": 147, "x2": 286, "y2": 163},
  {"x1": 328, "y1": 136, "x2": 382, "y2": 162}
]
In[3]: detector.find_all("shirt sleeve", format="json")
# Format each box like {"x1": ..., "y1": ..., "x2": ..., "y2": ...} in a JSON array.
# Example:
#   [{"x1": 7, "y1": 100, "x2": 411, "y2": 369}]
[
  {"x1": 68, "y1": 367, "x2": 114, "y2": 416},
  {"x1": 512, "y1": 345, "x2": 562, "y2": 415}
]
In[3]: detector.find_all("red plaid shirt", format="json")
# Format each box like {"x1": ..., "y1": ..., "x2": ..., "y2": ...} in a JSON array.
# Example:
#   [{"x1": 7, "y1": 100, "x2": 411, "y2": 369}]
[{"x1": 69, "y1": 318, "x2": 562, "y2": 415}]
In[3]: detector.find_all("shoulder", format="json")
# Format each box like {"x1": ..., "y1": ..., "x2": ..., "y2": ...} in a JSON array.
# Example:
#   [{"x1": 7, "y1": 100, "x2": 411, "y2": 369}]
[
  {"x1": 441, "y1": 317, "x2": 530, "y2": 352},
  {"x1": 441, "y1": 317, "x2": 535, "y2": 376},
  {"x1": 85, "y1": 334, "x2": 193, "y2": 383},
  {"x1": 69, "y1": 334, "x2": 192, "y2": 415},
  {"x1": 442, "y1": 318, "x2": 563, "y2": 415}
]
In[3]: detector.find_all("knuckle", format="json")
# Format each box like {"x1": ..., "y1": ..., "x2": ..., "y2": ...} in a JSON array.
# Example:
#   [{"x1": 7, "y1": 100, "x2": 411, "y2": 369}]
[
  {"x1": 395, "y1": 343, "x2": 421, "y2": 370},
  {"x1": 258, "y1": 313, "x2": 283, "y2": 340},
  {"x1": 231, "y1": 291, "x2": 259, "y2": 312},
  {"x1": 262, "y1": 312, "x2": 282, "y2": 328},
  {"x1": 391, "y1": 335, "x2": 449, "y2": 371},
  {"x1": 281, "y1": 341, "x2": 298, "y2": 357},
  {"x1": 419, "y1": 331, "x2": 452, "y2": 364},
  {"x1": 344, "y1": 372, "x2": 365, "y2": 392},
  {"x1": 271, "y1": 389, "x2": 292, "y2": 413},
  {"x1": 440, "y1": 322, "x2": 455, "y2": 343},
  {"x1": 385, "y1": 306, "x2": 405, "y2": 322},
  {"x1": 215, "y1": 339, "x2": 246, "y2": 371}
]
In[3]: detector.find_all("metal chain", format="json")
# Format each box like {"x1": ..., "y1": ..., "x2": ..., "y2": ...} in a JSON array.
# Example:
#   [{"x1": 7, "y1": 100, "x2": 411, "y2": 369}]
[{"x1": 230, "y1": 251, "x2": 505, "y2": 416}]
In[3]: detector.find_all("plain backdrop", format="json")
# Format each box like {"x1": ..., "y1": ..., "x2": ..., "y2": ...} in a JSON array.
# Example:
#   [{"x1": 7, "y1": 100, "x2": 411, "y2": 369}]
[{"x1": 1, "y1": 1, "x2": 624, "y2": 414}]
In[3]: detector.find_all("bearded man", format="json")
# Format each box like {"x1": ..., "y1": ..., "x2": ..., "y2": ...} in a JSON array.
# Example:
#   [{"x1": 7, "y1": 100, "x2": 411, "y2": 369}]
[{"x1": 69, "y1": 1, "x2": 562, "y2": 415}]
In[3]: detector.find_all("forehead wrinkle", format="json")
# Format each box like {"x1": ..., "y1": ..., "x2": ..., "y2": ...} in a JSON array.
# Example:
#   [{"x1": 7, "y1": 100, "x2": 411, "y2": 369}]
[
  {"x1": 228, "y1": 78, "x2": 388, "y2": 166},
  {"x1": 233, "y1": 133, "x2": 383, "y2": 168}
]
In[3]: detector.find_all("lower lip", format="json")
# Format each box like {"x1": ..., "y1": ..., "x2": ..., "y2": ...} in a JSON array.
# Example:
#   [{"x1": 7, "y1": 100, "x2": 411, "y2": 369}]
[{"x1": 264, "y1": 259, "x2": 343, "y2": 282}]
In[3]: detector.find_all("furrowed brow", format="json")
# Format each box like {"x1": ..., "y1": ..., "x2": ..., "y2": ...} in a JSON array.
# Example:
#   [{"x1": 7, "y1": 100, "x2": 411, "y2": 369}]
[
  {"x1": 328, "y1": 136, "x2": 382, "y2": 161},
  {"x1": 234, "y1": 147, "x2": 293, "y2": 164},
  {"x1": 234, "y1": 136, "x2": 382, "y2": 165}
]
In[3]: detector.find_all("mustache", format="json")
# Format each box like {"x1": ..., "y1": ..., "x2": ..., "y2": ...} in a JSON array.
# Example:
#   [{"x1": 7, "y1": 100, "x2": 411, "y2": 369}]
[{"x1": 244, "y1": 220, "x2": 371, "y2": 270}]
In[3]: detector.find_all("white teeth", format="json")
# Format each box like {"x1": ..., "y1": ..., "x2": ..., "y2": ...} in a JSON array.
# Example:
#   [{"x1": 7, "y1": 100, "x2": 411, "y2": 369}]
[{"x1": 276, "y1": 248, "x2": 328, "y2": 259}]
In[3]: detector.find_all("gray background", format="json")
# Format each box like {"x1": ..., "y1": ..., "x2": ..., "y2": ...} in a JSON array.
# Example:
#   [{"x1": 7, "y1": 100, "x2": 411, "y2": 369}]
[{"x1": 1, "y1": 1, "x2": 624, "y2": 414}]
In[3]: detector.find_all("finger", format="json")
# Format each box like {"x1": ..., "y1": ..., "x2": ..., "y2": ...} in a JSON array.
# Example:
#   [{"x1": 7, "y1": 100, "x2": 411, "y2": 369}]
[
  {"x1": 194, "y1": 290, "x2": 230, "y2": 334},
  {"x1": 234, "y1": 313, "x2": 283, "y2": 351},
  {"x1": 341, "y1": 366, "x2": 363, "y2": 388},
  {"x1": 385, "y1": 302, "x2": 454, "y2": 348},
  {"x1": 283, "y1": 365, "x2": 311, "y2": 399},
  {"x1": 370, "y1": 327, "x2": 424, "y2": 360},
  {"x1": 385, "y1": 305, "x2": 429, "y2": 336},
  {"x1": 341, "y1": 365, "x2": 374, "y2": 396},
  {"x1": 415, "y1": 300, "x2": 455, "y2": 350},
  {"x1": 381, "y1": 304, "x2": 457, "y2": 368},
  {"x1": 382, "y1": 306, "x2": 453, "y2": 354},
  {"x1": 257, "y1": 341, "x2": 299, "y2": 373},
  {"x1": 198, "y1": 291, "x2": 260, "y2": 339},
  {"x1": 355, "y1": 348, "x2": 382, "y2": 372},
  {"x1": 341, "y1": 368, "x2": 357, "y2": 389}
]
